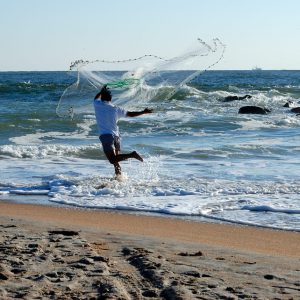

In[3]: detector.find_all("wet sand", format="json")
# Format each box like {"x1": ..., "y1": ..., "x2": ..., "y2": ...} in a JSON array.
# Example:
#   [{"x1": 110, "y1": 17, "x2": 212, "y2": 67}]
[{"x1": 0, "y1": 201, "x2": 299, "y2": 299}]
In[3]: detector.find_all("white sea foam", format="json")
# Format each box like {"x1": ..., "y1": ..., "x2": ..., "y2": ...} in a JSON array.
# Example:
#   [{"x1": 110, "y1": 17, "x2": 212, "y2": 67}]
[
  {"x1": 0, "y1": 191, "x2": 9, "y2": 195},
  {"x1": 10, "y1": 189, "x2": 49, "y2": 195},
  {"x1": 1, "y1": 154, "x2": 299, "y2": 230},
  {"x1": 41, "y1": 159, "x2": 300, "y2": 230},
  {"x1": 28, "y1": 118, "x2": 41, "y2": 122},
  {"x1": 0, "y1": 143, "x2": 101, "y2": 159},
  {"x1": 242, "y1": 205, "x2": 300, "y2": 214}
]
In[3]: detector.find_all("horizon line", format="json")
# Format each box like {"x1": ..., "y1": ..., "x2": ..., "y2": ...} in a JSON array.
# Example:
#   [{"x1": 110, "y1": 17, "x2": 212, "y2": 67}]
[{"x1": 1, "y1": 69, "x2": 300, "y2": 72}]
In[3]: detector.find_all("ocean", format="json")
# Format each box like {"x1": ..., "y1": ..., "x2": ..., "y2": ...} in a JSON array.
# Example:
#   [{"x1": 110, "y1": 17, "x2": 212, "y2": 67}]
[{"x1": 1, "y1": 70, "x2": 300, "y2": 231}]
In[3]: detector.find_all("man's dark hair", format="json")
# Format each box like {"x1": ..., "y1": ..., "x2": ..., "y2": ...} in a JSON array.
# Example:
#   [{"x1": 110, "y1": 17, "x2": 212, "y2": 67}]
[
  {"x1": 100, "y1": 85, "x2": 112, "y2": 101},
  {"x1": 94, "y1": 85, "x2": 112, "y2": 101}
]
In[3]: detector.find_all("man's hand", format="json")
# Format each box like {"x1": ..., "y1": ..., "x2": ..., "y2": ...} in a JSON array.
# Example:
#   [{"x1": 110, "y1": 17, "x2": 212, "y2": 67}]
[{"x1": 127, "y1": 108, "x2": 153, "y2": 117}]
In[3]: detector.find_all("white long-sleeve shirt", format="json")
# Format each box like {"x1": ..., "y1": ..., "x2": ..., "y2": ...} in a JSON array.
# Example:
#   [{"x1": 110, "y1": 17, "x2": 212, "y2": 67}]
[{"x1": 94, "y1": 100, "x2": 127, "y2": 137}]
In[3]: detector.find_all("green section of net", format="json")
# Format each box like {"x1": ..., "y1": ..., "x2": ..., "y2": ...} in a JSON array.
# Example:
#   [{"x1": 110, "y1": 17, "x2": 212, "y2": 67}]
[{"x1": 106, "y1": 78, "x2": 140, "y2": 88}]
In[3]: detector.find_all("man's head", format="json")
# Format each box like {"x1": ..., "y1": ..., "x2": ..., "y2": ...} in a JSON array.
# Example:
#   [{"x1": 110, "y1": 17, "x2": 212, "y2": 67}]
[{"x1": 100, "y1": 85, "x2": 112, "y2": 101}]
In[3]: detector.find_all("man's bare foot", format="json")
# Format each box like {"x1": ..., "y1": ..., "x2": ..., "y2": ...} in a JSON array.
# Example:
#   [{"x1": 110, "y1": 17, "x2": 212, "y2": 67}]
[{"x1": 132, "y1": 151, "x2": 143, "y2": 162}]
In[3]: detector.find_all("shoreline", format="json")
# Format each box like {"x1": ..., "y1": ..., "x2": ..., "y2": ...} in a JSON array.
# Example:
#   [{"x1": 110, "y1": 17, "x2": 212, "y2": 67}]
[
  {"x1": 0, "y1": 201, "x2": 299, "y2": 257},
  {"x1": 5, "y1": 195, "x2": 299, "y2": 233},
  {"x1": 3, "y1": 195, "x2": 300, "y2": 236}
]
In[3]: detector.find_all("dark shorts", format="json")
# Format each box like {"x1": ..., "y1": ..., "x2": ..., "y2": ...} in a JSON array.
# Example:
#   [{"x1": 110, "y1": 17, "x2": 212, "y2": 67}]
[{"x1": 99, "y1": 134, "x2": 121, "y2": 155}]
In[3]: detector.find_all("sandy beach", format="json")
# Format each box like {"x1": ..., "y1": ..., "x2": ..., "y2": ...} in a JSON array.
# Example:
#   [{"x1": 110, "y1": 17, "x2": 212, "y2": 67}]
[{"x1": 0, "y1": 201, "x2": 299, "y2": 299}]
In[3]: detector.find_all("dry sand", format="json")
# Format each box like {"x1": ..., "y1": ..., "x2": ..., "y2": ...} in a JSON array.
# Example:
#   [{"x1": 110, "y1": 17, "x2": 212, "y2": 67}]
[{"x1": 0, "y1": 201, "x2": 299, "y2": 299}]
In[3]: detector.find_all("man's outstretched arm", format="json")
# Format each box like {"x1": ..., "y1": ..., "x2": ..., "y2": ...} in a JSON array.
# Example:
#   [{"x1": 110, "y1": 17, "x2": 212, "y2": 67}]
[{"x1": 126, "y1": 108, "x2": 153, "y2": 117}]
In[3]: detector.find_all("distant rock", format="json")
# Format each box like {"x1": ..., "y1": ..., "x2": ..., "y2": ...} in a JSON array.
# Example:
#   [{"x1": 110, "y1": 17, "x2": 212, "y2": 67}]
[
  {"x1": 283, "y1": 100, "x2": 293, "y2": 108},
  {"x1": 290, "y1": 107, "x2": 300, "y2": 113},
  {"x1": 238, "y1": 106, "x2": 270, "y2": 114}
]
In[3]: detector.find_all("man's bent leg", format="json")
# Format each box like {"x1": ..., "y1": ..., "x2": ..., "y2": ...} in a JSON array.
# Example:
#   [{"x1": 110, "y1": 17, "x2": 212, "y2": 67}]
[
  {"x1": 131, "y1": 151, "x2": 143, "y2": 162},
  {"x1": 114, "y1": 136, "x2": 143, "y2": 162},
  {"x1": 100, "y1": 134, "x2": 143, "y2": 176},
  {"x1": 105, "y1": 150, "x2": 143, "y2": 175},
  {"x1": 115, "y1": 151, "x2": 143, "y2": 162}
]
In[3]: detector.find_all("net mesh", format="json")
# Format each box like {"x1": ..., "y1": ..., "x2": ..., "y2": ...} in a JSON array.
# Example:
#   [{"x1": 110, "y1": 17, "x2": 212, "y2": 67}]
[{"x1": 57, "y1": 38, "x2": 225, "y2": 118}]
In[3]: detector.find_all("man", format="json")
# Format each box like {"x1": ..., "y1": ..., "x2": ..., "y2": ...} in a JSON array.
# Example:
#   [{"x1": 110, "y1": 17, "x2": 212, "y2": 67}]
[{"x1": 94, "y1": 85, "x2": 153, "y2": 176}]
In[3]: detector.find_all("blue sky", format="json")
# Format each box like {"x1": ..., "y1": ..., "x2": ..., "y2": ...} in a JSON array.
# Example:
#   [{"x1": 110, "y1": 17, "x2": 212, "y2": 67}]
[{"x1": 1, "y1": 0, "x2": 299, "y2": 70}]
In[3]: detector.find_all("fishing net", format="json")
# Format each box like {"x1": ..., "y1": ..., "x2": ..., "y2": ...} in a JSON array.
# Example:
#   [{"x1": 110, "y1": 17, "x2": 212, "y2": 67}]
[{"x1": 57, "y1": 38, "x2": 225, "y2": 118}]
